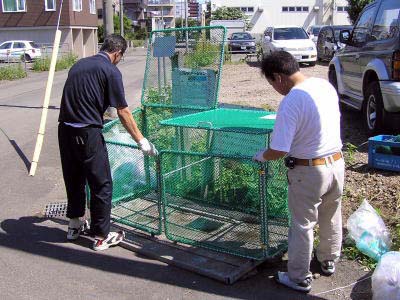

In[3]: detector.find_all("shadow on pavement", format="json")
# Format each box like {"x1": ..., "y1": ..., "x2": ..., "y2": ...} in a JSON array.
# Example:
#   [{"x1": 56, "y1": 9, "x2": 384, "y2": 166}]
[
  {"x1": 350, "y1": 272, "x2": 373, "y2": 299},
  {"x1": 0, "y1": 127, "x2": 31, "y2": 171},
  {"x1": 1, "y1": 216, "x2": 327, "y2": 300}
]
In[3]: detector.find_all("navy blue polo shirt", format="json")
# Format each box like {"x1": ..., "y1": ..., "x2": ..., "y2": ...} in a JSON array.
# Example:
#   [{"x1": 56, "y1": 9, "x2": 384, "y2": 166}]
[{"x1": 58, "y1": 52, "x2": 128, "y2": 127}]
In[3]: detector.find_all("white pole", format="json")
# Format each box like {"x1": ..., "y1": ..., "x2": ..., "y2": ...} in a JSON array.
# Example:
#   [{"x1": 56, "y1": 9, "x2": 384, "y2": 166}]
[{"x1": 29, "y1": 29, "x2": 62, "y2": 176}]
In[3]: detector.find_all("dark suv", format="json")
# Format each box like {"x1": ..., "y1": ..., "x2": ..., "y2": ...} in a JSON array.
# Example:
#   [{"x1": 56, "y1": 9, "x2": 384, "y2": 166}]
[{"x1": 328, "y1": 0, "x2": 400, "y2": 134}]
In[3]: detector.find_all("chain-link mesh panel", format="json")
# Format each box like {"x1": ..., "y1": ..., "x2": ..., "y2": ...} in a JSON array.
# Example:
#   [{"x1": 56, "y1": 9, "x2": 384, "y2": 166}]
[
  {"x1": 142, "y1": 26, "x2": 226, "y2": 109},
  {"x1": 160, "y1": 108, "x2": 276, "y2": 157},
  {"x1": 105, "y1": 140, "x2": 160, "y2": 235},
  {"x1": 160, "y1": 151, "x2": 288, "y2": 260}
]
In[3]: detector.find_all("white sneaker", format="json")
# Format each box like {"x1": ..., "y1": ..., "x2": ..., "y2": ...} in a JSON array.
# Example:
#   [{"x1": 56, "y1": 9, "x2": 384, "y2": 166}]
[
  {"x1": 67, "y1": 219, "x2": 89, "y2": 240},
  {"x1": 92, "y1": 231, "x2": 125, "y2": 251},
  {"x1": 275, "y1": 271, "x2": 312, "y2": 293},
  {"x1": 320, "y1": 260, "x2": 335, "y2": 276}
]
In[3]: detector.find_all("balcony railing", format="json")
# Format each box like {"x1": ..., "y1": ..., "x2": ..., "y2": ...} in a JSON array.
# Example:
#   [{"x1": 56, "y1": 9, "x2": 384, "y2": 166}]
[{"x1": 147, "y1": 0, "x2": 174, "y2": 5}]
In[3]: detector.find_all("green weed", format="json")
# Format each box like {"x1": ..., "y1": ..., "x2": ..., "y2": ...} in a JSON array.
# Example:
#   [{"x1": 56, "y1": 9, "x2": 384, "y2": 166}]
[
  {"x1": 32, "y1": 53, "x2": 78, "y2": 72},
  {"x1": 344, "y1": 142, "x2": 358, "y2": 165},
  {"x1": 0, "y1": 64, "x2": 27, "y2": 80},
  {"x1": 342, "y1": 239, "x2": 377, "y2": 270}
]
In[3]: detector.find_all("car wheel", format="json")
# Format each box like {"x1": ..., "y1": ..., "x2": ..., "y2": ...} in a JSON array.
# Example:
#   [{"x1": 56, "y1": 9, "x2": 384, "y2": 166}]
[
  {"x1": 309, "y1": 61, "x2": 316, "y2": 66},
  {"x1": 364, "y1": 81, "x2": 384, "y2": 135},
  {"x1": 21, "y1": 54, "x2": 31, "y2": 62},
  {"x1": 328, "y1": 67, "x2": 345, "y2": 110}
]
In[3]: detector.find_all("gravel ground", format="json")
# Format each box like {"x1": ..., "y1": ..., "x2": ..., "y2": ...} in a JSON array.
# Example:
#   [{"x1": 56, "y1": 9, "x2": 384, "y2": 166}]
[{"x1": 219, "y1": 60, "x2": 400, "y2": 233}]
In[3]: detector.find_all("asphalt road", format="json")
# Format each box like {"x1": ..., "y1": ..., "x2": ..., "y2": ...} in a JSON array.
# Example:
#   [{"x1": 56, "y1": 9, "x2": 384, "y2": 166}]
[{"x1": 0, "y1": 49, "x2": 369, "y2": 300}]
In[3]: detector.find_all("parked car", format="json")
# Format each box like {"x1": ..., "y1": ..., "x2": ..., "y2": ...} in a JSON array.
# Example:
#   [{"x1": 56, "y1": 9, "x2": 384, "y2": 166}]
[
  {"x1": 0, "y1": 40, "x2": 42, "y2": 62},
  {"x1": 328, "y1": 0, "x2": 400, "y2": 134},
  {"x1": 261, "y1": 26, "x2": 317, "y2": 66},
  {"x1": 307, "y1": 25, "x2": 324, "y2": 44},
  {"x1": 227, "y1": 32, "x2": 256, "y2": 53},
  {"x1": 317, "y1": 25, "x2": 353, "y2": 61}
]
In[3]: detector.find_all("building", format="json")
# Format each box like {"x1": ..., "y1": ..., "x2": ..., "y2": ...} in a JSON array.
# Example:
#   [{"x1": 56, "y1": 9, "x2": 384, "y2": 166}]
[
  {"x1": 0, "y1": 0, "x2": 98, "y2": 58},
  {"x1": 146, "y1": 0, "x2": 175, "y2": 29},
  {"x1": 175, "y1": 0, "x2": 187, "y2": 20},
  {"x1": 210, "y1": 0, "x2": 351, "y2": 34},
  {"x1": 123, "y1": 0, "x2": 147, "y2": 28},
  {"x1": 188, "y1": 0, "x2": 198, "y2": 20}
]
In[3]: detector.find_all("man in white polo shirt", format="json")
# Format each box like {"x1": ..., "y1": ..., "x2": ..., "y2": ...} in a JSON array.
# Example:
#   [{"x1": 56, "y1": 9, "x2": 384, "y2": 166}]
[{"x1": 253, "y1": 51, "x2": 345, "y2": 293}]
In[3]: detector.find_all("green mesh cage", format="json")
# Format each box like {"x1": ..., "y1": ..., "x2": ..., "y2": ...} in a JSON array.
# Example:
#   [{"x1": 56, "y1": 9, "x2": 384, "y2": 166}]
[
  {"x1": 159, "y1": 108, "x2": 277, "y2": 157},
  {"x1": 102, "y1": 107, "x2": 205, "y2": 235},
  {"x1": 141, "y1": 26, "x2": 226, "y2": 109},
  {"x1": 160, "y1": 151, "x2": 289, "y2": 260}
]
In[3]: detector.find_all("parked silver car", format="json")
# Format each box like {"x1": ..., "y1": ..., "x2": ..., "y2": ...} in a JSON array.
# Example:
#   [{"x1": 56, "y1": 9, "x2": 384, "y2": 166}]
[
  {"x1": 317, "y1": 25, "x2": 353, "y2": 61},
  {"x1": 329, "y1": 0, "x2": 400, "y2": 134}
]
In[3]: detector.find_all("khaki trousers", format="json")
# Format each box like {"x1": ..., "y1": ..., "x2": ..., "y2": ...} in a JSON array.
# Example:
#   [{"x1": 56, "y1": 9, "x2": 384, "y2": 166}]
[{"x1": 286, "y1": 158, "x2": 345, "y2": 282}]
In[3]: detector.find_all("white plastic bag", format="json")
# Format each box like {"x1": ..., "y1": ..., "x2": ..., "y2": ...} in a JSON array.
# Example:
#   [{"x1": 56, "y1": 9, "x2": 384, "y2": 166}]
[
  {"x1": 346, "y1": 199, "x2": 391, "y2": 260},
  {"x1": 108, "y1": 144, "x2": 156, "y2": 198},
  {"x1": 372, "y1": 251, "x2": 400, "y2": 300}
]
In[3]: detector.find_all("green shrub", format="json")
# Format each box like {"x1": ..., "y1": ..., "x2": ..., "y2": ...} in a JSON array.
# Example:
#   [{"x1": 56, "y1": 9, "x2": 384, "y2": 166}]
[
  {"x1": 132, "y1": 40, "x2": 145, "y2": 47},
  {"x1": 32, "y1": 53, "x2": 78, "y2": 72},
  {"x1": 184, "y1": 38, "x2": 221, "y2": 68},
  {"x1": 0, "y1": 64, "x2": 27, "y2": 80}
]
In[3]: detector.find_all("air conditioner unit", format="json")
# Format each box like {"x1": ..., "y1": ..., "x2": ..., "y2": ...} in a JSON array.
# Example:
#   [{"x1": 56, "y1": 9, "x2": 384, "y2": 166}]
[
  {"x1": 313, "y1": 6, "x2": 320, "y2": 11},
  {"x1": 257, "y1": 7, "x2": 263, "y2": 12}
]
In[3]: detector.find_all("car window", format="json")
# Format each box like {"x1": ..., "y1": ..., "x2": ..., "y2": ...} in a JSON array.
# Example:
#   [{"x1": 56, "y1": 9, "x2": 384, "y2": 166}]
[
  {"x1": 13, "y1": 42, "x2": 25, "y2": 48},
  {"x1": 312, "y1": 27, "x2": 321, "y2": 35},
  {"x1": 371, "y1": 0, "x2": 400, "y2": 41},
  {"x1": 0, "y1": 42, "x2": 12, "y2": 49},
  {"x1": 351, "y1": 5, "x2": 377, "y2": 44},
  {"x1": 29, "y1": 42, "x2": 40, "y2": 48},
  {"x1": 273, "y1": 27, "x2": 308, "y2": 40},
  {"x1": 231, "y1": 33, "x2": 252, "y2": 40},
  {"x1": 333, "y1": 27, "x2": 353, "y2": 40}
]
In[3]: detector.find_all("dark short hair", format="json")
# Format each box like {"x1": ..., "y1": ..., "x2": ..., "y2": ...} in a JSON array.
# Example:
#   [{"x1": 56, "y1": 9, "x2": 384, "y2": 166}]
[
  {"x1": 260, "y1": 51, "x2": 299, "y2": 80},
  {"x1": 100, "y1": 34, "x2": 127, "y2": 55}
]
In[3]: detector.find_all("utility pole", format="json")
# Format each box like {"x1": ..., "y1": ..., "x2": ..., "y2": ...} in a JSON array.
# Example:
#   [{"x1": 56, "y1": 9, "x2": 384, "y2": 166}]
[
  {"x1": 120, "y1": 0, "x2": 124, "y2": 37},
  {"x1": 103, "y1": 0, "x2": 114, "y2": 36}
]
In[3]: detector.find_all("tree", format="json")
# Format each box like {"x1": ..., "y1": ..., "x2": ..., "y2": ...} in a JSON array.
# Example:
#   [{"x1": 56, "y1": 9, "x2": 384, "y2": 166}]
[
  {"x1": 98, "y1": 14, "x2": 134, "y2": 42},
  {"x1": 211, "y1": 6, "x2": 245, "y2": 21},
  {"x1": 175, "y1": 17, "x2": 199, "y2": 28},
  {"x1": 346, "y1": 0, "x2": 373, "y2": 24}
]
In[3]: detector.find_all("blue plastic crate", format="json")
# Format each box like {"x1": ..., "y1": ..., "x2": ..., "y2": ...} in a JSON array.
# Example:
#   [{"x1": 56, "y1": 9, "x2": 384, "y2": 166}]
[{"x1": 368, "y1": 135, "x2": 400, "y2": 172}]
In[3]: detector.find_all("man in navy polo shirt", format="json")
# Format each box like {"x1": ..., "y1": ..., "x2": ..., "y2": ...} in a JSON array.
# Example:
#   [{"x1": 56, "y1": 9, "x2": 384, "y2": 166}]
[{"x1": 58, "y1": 34, "x2": 157, "y2": 251}]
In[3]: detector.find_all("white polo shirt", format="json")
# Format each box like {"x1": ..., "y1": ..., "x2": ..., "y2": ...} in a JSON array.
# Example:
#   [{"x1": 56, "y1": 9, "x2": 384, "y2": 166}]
[{"x1": 269, "y1": 77, "x2": 342, "y2": 159}]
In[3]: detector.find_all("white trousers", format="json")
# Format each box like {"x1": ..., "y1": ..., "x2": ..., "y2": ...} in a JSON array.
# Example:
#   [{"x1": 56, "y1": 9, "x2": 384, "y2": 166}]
[{"x1": 286, "y1": 158, "x2": 345, "y2": 282}]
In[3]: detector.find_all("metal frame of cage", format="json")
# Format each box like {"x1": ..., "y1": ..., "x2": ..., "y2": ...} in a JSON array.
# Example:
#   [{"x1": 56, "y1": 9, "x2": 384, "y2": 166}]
[{"x1": 159, "y1": 150, "x2": 289, "y2": 260}]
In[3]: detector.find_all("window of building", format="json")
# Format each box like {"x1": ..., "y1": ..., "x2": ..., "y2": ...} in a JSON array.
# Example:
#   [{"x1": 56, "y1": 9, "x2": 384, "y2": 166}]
[
  {"x1": 371, "y1": 0, "x2": 400, "y2": 41},
  {"x1": 337, "y1": 6, "x2": 349, "y2": 12},
  {"x1": 89, "y1": 0, "x2": 96, "y2": 14},
  {"x1": 97, "y1": 8, "x2": 102, "y2": 19},
  {"x1": 45, "y1": 0, "x2": 55, "y2": 11},
  {"x1": 73, "y1": 0, "x2": 82, "y2": 12},
  {"x1": 282, "y1": 6, "x2": 309, "y2": 12},
  {"x1": 248, "y1": 7, "x2": 254, "y2": 13},
  {"x1": 2, "y1": 0, "x2": 26, "y2": 12}
]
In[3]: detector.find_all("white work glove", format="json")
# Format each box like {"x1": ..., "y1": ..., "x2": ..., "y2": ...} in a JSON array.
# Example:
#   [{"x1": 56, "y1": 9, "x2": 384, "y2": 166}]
[
  {"x1": 253, "y1": 149, "x2": 266, "y2": 163},
  {"x1": 138, "y1": 138, "x2": 158, "y2": 156}
]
